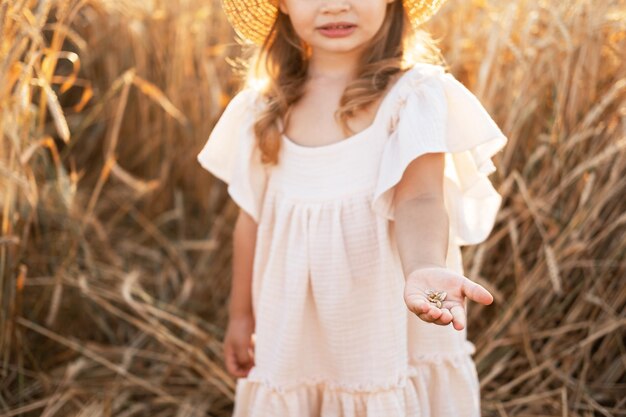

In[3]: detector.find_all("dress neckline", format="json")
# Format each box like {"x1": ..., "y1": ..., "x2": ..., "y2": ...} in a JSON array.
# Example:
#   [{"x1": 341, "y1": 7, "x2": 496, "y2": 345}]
[{"x1": 280, "y1": 64, "x2": 422, "y2": 153}]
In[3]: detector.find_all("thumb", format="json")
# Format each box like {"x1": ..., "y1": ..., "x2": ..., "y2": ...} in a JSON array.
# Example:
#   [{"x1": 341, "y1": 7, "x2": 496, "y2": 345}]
[{"x1": 461, "y1": 277, "x2": 494, "y2": 305}]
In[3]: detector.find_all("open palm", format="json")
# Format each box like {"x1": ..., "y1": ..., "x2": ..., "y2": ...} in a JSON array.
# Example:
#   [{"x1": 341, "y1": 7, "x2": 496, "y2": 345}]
[{"x1": 404, "y1": 266, "x2": 494, "y2": 331}]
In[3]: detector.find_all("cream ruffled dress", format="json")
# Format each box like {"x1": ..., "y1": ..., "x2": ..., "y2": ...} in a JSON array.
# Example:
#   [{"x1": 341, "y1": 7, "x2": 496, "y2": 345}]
[{"x1": 197, "y1": 62, "x2": 508, "y2": 417}]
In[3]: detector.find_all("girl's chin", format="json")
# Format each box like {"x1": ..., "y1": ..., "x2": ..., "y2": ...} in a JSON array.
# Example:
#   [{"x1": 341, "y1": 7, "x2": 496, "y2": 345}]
[{"x1": 309, "y1": 41, "x2": 368, "y2": 55}]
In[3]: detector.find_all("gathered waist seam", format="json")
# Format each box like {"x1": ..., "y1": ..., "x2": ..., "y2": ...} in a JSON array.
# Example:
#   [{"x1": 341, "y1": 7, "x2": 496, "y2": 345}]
[{"x1": 265, "y1": 185, "x2": 377, "y2": 204}]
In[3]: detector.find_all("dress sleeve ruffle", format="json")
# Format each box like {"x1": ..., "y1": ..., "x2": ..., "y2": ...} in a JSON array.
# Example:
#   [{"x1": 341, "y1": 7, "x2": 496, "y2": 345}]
[
  {"x1": 372, "y1": 65, "x2": 508, "y2": 246},
  {"x1": 196, "y1": 88, "x2": 268, "y2": 222}
]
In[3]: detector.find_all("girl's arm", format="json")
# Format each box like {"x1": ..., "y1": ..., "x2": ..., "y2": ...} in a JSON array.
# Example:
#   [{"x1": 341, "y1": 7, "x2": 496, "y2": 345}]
[
  {"x1": 223, "y1": 208, "x2": 257, "y2": 377},
  {"x1": 392, "y1": 152, "x2": 493, "y2": 330},
  {"x1": 393, "y1": 152, "x2": 448, "y2": 275},
  {"x1": 230, "y1": 208, "x2": 257, "y2": 319}
]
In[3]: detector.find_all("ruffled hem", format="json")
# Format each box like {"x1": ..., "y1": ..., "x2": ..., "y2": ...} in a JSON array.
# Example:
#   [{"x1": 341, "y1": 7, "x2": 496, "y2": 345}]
[{"x1": 232, "y1": 348, "x2": 480, "y2": 417}]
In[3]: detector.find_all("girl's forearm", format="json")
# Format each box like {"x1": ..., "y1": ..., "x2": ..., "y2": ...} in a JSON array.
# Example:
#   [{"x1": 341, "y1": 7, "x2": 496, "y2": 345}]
[
  {"x1": 393, "y1": 196, "x2": 449, "y2": 277},
  {"x1": 229, "y1": 210, "x2": 257, "y2": 319}
]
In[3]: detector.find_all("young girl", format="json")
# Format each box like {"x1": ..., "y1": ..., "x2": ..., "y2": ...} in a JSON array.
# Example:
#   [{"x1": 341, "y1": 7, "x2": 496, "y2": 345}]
[{"x1": 197, "y1": 0, "x2": 507, "y2": 415}]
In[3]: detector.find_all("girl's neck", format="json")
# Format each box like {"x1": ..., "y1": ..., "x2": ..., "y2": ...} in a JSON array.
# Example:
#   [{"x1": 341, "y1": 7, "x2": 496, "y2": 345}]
[{"x1": 307, "y1": 48, "x2": 363, "y2": 81}]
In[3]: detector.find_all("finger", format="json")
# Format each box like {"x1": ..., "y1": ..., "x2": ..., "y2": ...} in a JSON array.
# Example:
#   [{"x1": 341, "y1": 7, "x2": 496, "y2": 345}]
[
  {"x1": 224, "y1": 344, "x2": 241, "y2": 376},
  {"x1": 232, "y1": 360, "x2": 252, "y2": 377},
  {"x1": 247, "y1": 344, "x2": 255, "y2": 363},
  {"x1": 417, "y1": 305, "x2": 443, "y2": 322},
  {"x1": 450, "y1": 305, "x2": 466, "y2": 331},
  {"x1": 462, "y1": 278, "x2": 494, "y2": 305},
  {"x1": 407, "y1": 298, "x2": 431, "y2": 315},
  {"x1": 235, "y1": 343, "x2": 253, "y2": 367},
  {"x1": 434, "y1": 308, "x2": 453, "y2": 325},
  {"x1": 418, "y1": 313, "x2": 434, "y2": 323},
  {"x1": 232, "y1": 365, "x2": 249, "y2": 377}
]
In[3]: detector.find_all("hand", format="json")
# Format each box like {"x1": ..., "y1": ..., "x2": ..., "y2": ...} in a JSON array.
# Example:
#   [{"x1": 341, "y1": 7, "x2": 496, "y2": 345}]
[
  {"x1": 403, "y1": 266, "x2": 494, "y2": 331},
  {"x1": 223, "y1": 314, "x2": 256, "y2": 377}
]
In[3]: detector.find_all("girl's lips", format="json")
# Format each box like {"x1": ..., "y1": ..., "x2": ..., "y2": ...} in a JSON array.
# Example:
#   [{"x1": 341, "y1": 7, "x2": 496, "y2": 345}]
[{"x1": 317, "y1": 24, "x2": 356, "y2": 38}]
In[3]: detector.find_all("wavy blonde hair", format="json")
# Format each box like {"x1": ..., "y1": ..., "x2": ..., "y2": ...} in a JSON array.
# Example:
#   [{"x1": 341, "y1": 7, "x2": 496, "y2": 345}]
[{"x1": 241, "y1": 0, "x2": 446, "y2": 165}]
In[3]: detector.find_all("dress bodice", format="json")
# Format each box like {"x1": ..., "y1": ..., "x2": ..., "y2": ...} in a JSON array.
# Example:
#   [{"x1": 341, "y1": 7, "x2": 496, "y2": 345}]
[{"x1": 268, "y1": 68, "x2": 410, "y2": 202}]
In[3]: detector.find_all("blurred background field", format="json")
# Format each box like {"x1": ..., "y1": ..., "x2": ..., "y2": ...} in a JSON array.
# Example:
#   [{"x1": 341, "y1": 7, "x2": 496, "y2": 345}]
[{"x1": 1, "y1": 0, "x2": 625, "y2": 416}]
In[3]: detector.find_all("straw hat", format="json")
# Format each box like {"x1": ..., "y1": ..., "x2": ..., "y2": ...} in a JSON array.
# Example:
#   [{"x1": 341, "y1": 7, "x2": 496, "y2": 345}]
[{"x1": 221, "y1": 0, "x2": 447, "y2": 46}]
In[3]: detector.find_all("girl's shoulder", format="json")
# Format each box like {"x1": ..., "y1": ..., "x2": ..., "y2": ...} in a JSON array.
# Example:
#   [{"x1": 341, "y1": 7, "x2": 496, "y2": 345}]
[
  {"x1": 403, "y1": 61, "x2": 447, "y2": 77},
  {"x1": 222, "y1": 86, "x2": 264, "y2": 113},
  {"x1": 394, "y1": 61, "x2": 447, "y2": 88},
  {"x1": 381, "y1": 62, "x2": 452, "y2": 116},
  {"x1": 209, "y1": 86, "x2": 268, "y2": 134},
  {"x1": 388, "y1": 61, "x2": 491, "y2": 123}
]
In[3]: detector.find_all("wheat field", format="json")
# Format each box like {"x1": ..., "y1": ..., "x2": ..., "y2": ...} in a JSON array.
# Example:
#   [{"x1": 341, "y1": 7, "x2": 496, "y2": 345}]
[{"x1": 1, "y1": 0, "x2": 625, "y2": 416}]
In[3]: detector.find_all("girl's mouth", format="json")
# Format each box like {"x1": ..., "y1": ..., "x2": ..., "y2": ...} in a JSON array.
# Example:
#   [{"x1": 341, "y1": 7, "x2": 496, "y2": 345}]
[{"x1": 317, "y1": 23, "x2": 357, "y2": 38}]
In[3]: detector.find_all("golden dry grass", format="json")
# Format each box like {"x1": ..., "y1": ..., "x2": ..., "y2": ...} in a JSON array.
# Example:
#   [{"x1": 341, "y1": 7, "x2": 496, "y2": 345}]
[{"x1": 1, "y1": 0, "x2": 625, "y2": 416}]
